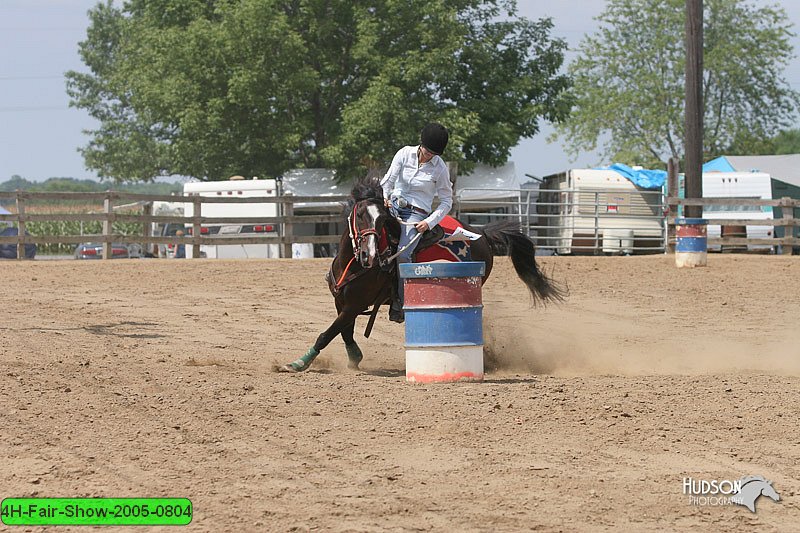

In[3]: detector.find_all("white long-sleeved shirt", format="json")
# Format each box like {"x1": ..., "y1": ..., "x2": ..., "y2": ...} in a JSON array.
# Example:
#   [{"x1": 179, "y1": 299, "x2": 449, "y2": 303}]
[{"x1": 380, "y1": 145, "x2": 453, "y2": 228}]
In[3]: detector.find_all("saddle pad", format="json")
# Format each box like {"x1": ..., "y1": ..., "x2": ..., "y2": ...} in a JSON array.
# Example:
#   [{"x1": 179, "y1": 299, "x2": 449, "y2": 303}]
[{"x1": 415, "y1": 216, "x2": 473, "y2": 263}]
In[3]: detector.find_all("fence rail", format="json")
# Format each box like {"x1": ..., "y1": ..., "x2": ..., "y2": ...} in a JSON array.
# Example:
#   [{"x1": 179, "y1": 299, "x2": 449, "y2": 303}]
[
  {"x1": 667, "y1": 196, "x2": 800, "y2": 255},
  {"x1": 0, "y1": 190, "x2": 349, "y2": 259},
  {"x1": 456, "y1": 188, "x2": 799, "y2": 255},
  {"x1": 456, "y1": 187, "x2": 668, "y2": 255},
  {"x1": 2, "y1": 190, "x2": 799, "y2": 259}
]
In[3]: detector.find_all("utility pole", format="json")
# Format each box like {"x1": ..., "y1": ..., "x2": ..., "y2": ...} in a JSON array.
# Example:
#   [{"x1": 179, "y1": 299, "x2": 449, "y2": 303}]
[{"x1": 684, "y1": 0, "x2": 704, "y2": 218}]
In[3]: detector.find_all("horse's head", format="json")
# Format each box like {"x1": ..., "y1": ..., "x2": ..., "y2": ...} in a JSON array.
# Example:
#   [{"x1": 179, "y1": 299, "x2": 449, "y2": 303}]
[
  {"x1": 349, "y1": 198, "x2": 386, "y2": 269},
  {"x1": 347, "y1": 178, "x2": 399, "y2": 269}
]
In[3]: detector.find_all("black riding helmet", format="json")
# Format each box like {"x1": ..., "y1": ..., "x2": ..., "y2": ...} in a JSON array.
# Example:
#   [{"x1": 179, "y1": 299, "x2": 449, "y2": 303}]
[{"x1": 420, "y1": 123, "x2": 449, "y2": 155}]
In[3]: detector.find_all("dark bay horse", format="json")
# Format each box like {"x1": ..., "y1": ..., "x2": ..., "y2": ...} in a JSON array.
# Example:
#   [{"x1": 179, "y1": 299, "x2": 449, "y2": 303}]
[{"x1": 279, "y1": 179, "x2": 564, "y2": 372}]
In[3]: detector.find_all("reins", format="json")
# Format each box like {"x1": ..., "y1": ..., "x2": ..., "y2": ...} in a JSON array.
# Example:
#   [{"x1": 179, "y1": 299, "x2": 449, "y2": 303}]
[
  {"x1": 350, "y1": 202, "x2": 424, "y2": 265},
  {"x1": 335, "y1": 256, "x2": 356, "y2": 289},
  {"x1": 385, "y1": 231, "x2": 422, "y2": 262}
]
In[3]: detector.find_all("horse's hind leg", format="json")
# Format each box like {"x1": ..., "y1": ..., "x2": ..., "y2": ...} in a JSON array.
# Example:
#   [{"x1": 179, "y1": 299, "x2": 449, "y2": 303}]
[{"x1": 340, "y1": 321, "x2": 363, "y2": 370}]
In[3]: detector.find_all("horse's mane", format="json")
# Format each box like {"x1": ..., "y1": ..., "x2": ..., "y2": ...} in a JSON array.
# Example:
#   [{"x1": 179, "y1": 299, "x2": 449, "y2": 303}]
[
  {"x1": 350, "y1": 178, "x2": 383, "y2": 202},
  {"x1": 344, "y1": 178, "x2": 384, "y2": 216},
  {"x1": 341, "y1": 178, "x2": 399, "y2": 239}
]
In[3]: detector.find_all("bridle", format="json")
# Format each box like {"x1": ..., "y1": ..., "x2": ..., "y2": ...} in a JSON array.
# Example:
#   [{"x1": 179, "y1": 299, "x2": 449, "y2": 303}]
[{"x1": 348, "y1": 201, "x2": 383, "y2": 269}]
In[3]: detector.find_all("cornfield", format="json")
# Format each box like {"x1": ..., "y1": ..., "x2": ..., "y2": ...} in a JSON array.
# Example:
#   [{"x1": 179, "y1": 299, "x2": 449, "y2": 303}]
[{"x1": 5, "y1": 203, "x2": 145, "y2": 255}]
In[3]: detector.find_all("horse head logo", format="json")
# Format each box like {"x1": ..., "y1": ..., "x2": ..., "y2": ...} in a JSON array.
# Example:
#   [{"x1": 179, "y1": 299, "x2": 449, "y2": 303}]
[{"x1": 731, "y1": 476, "x2": 780, "y2": 513}]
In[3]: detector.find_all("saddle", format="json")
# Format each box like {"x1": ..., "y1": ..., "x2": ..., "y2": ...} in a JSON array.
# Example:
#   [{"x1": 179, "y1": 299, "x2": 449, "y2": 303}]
[
  {"x1": 381, "y1": 219, "x2": 445, "y2": 262},
  {"x1": 413, "y1": 224, "x2": 445, "y2": 259}
]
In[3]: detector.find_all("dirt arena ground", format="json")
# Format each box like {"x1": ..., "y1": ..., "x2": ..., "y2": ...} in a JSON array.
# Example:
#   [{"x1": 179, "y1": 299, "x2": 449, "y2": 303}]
[{"x1": 2, "y1": 254, "x2": 799, "y2": 532}]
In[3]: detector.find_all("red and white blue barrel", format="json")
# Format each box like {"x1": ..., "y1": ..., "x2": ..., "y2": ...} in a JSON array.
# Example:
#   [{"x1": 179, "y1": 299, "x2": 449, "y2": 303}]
[
  {"x1": 675, "y1": 217, "x2": 708, "y2": 268},
  {"x1": 399, "y1": 261, "x2": 485, "y2": 383}
]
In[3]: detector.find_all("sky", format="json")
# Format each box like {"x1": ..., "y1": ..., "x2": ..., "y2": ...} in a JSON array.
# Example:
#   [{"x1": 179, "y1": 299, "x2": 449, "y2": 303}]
[{"x1": 1, "y1": 1, "x2": 799, "y2": 183}]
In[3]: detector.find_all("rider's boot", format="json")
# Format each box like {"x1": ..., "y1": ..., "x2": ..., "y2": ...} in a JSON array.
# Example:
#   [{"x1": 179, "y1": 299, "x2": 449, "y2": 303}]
[
  {"x1": 389, "y1": 297, "x2": 404, "y2": 323},
  {"x1": 388, "y1": 262, "x2": 405, "y2": 323}
]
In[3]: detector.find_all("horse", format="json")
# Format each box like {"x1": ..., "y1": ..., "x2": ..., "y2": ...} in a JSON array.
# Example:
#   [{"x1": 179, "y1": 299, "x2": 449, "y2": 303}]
[{"x1": 278, "y1": 178, "x2": 565, "y2": 373}]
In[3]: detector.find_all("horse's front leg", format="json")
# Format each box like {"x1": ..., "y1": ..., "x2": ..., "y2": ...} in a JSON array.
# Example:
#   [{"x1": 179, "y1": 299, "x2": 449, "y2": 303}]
[
  {"x1": 340, "y1": 320, "x2": 363, "y2": 370},
  {"x1": 279, "y1": 307, "x2": 359, "y2": 373}
]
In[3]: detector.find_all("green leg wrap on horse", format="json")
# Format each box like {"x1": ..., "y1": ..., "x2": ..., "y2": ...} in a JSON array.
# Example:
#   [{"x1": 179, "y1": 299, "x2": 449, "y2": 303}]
[
  {"x1": 284, "y1": 347, "x2": 320, "y2": 372},
  {"x1": 345, "y1": 342, "x2": 363, "y2": 369}
]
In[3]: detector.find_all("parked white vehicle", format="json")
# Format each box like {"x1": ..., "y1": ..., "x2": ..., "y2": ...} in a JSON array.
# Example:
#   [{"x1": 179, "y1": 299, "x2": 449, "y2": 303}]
[
  {"x1": 183, "y1": 178, "x2": 280, "y2": 259},
  {"x1": 537, "y1": 168, "x2": 665, "y2": 255},
  {"x1": 701, "y1": 172, "x2": 774, "y2": 252},
  {"x1": 149, "y1": 201, "x2": 185, "y2": 258}
]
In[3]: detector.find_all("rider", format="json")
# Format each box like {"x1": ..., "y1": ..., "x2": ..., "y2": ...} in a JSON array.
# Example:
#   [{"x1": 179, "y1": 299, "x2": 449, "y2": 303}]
[{"x1": 381, "y1": 122, "x2": 453, "y2": 323}]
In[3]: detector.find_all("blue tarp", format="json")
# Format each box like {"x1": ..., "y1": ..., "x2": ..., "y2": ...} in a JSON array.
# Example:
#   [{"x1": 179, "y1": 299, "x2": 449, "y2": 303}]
[
  {"x1": 597, "y1": 163, "x2": 667, "y2": 189},
  {"x1": 702, "y1": 156, "x2": 735, "y2": 173}
]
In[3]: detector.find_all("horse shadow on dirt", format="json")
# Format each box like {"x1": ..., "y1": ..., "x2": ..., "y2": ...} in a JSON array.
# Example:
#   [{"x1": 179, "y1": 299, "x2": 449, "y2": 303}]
[
  {"x1": 361, "y1": 368, "x2": 405, "y2": 378},
  {"x1": 83, "y1": 321, "x2": 165, "y2": 339}
]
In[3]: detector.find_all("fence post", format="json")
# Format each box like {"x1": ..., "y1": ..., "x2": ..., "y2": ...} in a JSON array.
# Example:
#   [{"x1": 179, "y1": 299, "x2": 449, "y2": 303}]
[
  {"x1": 593, "y1": 191, "x2": 600, "y2": 254},
  {"x1": 192, "y1": 197, "x2": 202, "y2": 258},
  {"x1": 282, "y1": 195, "x2": 294, "y2": 258},
  {"x1": 780, "y1": 197, "x2": 795, "y2": 256},
  {"x1": 102, "y1": 193, "x2": 112, "y2": 259},
  {"x1": 142, "y1": 202, "x2": 153, "y2": 257},
  {"x1": 667, "y1": 158, "x2": 680, "y2": 253},
  {"x1": 15, "y1": 191, "x2": 26, "y2": 260}
]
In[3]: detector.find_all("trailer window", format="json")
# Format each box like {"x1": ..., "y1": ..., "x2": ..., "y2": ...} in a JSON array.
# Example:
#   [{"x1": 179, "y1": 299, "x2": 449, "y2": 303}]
[{"x1": 704, "y1": 204, "x2": 762, "y2": 213}]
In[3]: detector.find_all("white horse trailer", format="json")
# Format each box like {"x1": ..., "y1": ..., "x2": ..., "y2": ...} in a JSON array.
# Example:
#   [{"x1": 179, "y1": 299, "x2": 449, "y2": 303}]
[
  {"x1": 538, "y1": 169, "x2": 665, "y2": 255},
  {"x1": 701, "y1": 172, "x2": 774, "y2": 252},
  {"x1": 183, "y1": 178, "x2": 280, "y2": 259}
]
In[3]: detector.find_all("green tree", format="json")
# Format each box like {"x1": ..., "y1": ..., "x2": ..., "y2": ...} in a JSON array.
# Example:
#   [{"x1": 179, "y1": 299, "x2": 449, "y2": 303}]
[
  {"x1": 66, "y1": 0, "x2": 572, "y2": 182},
  {"x1": 772, "y1": 129, "x2": 800, "y2": 154},
  {"x1": 0, "y1": 176, "x2": 181, "y2": 194},
  {"x1": 552, "y1": 0, "x2": 799, "y2": 168},
  {"x1": 743, "y1": 128, "x2": 800, "y2": 155},
  {"x1": 0, "y1": 175, "x2": 33, "y2": 192}
]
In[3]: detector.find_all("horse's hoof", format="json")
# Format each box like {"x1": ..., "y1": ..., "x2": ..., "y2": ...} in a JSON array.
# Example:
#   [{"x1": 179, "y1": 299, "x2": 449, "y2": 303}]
[
  {"x1": 345, "y1": 343, "x2": 363, "y2": 371},
  {"x1": 278, "y1": 359, "x2": 310, "y2": 373}
]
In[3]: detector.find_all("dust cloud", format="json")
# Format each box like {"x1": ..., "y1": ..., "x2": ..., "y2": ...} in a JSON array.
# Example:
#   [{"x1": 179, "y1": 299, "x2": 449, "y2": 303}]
[{"x1": 482, "y1": 308, "x2": 800, "y2": 377}]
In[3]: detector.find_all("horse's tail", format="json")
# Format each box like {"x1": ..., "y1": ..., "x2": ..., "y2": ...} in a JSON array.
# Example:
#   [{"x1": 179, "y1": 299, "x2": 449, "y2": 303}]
[{"x1": 480, "y1": 220, "x2": 567, "y2": 305}]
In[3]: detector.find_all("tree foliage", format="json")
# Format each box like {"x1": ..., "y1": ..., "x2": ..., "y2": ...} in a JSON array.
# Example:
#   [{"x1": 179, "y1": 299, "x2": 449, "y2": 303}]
[
  {"x1": 67, "y1": 0, "x2": 572, "y2": 182},
  {"x1": 553, "y1": 0, "x2": 800, "y2": 168},
  {"x1": 743, "y1": 128, "x2": 800, "y2": 155},
  {"x1": 0, "y1": 175, "x2": 181, "y2": 194}
]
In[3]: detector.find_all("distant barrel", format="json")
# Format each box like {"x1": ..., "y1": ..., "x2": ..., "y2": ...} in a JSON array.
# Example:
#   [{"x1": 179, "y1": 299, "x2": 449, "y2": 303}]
[
  {"x1": 675, "y1": 218, "x2": 708, "y2": 268},
  {"x1": 721, "y1": 225, "x2": 747, "y2": 253},
  {"x1": 399, "y1": 262, "x2": 485, "y2": 383}
]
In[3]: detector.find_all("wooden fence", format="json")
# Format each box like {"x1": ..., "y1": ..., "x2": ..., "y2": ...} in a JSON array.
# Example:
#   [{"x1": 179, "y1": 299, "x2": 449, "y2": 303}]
[
  {"x1": 2, "y1": 191, "x2": 799, "y2": 259},
  {"x1": 667, "y1": 196, "x2": 800, "y2": 255},
  {"x1": 0, "y1": 190, "x2": 350, "y2": 259}
]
